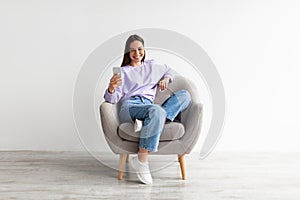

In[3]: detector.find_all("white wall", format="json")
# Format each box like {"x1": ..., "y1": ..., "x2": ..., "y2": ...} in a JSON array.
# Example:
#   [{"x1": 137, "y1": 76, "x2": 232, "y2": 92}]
[{"x1": 1, "y1": 0, "x2": 299, "y2": 152}]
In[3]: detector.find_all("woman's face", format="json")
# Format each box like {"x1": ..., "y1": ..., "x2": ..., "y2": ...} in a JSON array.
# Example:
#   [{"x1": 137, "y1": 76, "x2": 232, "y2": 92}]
[{"x1": 129, "y1": 40, "x2": 145, "y2": 64}]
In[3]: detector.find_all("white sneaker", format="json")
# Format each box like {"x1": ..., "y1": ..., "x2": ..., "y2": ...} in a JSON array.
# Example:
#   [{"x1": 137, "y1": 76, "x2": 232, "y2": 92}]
[
  {"x1": 134, "y1": 119, "x2": 143, "y2": 132},
  {"x1": 130, "y1": 156, "x2": 153, "y2": 184}
]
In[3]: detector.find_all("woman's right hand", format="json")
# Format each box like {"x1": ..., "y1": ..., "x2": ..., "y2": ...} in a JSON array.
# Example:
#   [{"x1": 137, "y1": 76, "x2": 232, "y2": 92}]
[{"x1": 108, "y1": 73, "x2": 122, "y2": 94}]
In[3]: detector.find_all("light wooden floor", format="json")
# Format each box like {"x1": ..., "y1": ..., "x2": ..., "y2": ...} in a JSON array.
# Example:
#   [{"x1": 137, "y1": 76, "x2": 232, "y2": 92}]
[{"x1": 0, "y1": 151, "x2": 299, "y2": 200}]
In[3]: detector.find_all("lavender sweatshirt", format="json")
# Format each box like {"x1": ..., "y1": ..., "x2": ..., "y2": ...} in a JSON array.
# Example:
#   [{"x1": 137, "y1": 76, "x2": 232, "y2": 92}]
[{"x1": 104, "y1": 59, "x2": 175, "y2": 104}]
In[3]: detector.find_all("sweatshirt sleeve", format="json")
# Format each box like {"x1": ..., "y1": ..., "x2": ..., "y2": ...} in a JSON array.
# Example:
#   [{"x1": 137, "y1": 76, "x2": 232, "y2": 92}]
[
  {"x1": 163, "y1": 65, "x2": 175, "y2": 83},
  {"x1": 160, "y1": 61, "x2": 175, "y2": 83},
  {"x1": 150, "y1": 59, "x2": 176, "y2": 83},
  {"x1": 103, "y1": 85, "x2": 123, "y2": 104}
]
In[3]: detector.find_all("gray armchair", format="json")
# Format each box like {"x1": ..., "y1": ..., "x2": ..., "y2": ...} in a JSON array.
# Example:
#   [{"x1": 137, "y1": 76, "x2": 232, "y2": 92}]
[{"x1": 100, "y1": 75, "x2": 203, "y2": 180}]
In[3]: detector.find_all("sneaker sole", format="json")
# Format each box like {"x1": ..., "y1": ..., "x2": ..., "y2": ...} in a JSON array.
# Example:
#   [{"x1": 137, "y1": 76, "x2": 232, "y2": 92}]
[{"x1": 130, "y1": 158, "x2": 152, "y2": 185}]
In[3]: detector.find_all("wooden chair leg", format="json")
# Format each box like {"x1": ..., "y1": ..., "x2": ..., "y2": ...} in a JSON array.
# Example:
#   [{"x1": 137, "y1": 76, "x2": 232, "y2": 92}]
[
  {"x1": 178, "y1": 154, "x2": 186, "y2": 180},
  {"x1": 118, "y1": 154, "x2": 128, "y2": 180}
]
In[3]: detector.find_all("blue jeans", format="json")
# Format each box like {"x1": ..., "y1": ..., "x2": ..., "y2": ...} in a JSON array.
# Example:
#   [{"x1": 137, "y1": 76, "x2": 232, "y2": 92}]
[{"x1": 119, "y1": 90, "x2": 192, "y2": 152}]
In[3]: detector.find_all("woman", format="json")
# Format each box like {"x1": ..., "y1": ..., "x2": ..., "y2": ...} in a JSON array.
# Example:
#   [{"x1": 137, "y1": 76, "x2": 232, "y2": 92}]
[{"x1": 104, "y1": 34, "x2": 191, "y2": 184}]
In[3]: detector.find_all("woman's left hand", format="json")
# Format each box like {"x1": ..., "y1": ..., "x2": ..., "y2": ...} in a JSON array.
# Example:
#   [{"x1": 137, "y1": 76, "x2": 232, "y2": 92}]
[{"x1": 159, "y1": 77, "x2": 170, "y2": 91}]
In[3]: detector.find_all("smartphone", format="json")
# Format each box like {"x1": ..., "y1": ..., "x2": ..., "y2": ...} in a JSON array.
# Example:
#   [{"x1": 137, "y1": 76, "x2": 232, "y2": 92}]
[{"x1": 113, "y1": 67, "x2": 121, "y2": 78}]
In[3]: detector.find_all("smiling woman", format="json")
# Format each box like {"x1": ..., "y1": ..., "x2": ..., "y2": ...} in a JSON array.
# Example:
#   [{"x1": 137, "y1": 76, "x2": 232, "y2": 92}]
[
  {"x1": 121, "y1": 34, "x2": 146, "y2": 67},
  {"x1": 103, "y1": 34, "x2": 192, "y2": 184}
]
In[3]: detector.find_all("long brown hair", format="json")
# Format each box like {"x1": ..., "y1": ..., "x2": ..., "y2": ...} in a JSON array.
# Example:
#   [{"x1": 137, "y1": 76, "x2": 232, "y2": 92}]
[{"x1": 120, "y1": 34, "x2": 146, "y2": 67}]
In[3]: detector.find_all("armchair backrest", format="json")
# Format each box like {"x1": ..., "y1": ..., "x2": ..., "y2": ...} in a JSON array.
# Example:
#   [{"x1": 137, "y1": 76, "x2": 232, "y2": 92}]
[
  {"x1": 154, "y1": 75, "x2": 199, "y2": 105},
  {"x1": 114, "y1": 75, "x2": 199, "y2": 114}
]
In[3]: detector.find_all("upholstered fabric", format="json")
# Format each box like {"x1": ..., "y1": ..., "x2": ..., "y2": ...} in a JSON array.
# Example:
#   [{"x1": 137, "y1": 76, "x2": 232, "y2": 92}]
[
  {"x1": 100, "y1": 75, "x2": 203, "y2": 155},
  {"x1": 118, "y1": 122, "x2": 185, "y2": 142}
]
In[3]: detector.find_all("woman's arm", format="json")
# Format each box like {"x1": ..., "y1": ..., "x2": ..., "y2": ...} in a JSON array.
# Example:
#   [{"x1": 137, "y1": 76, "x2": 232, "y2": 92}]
[
  {"x1": 163, "y1": 65, "x2": 175, "y2": 83},
  {"x1": 104, "y1": 73, "x2": 123, "y2": 104},
  {"x1": 158, "y1": 77, "x2": 170, "y2": 91},
  {"x1": 149, "y1": 59, "x2": 176, "y2": 91}
]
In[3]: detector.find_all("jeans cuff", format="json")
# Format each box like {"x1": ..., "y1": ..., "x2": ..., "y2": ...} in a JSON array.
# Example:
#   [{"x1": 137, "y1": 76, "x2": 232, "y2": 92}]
[{"x1": 139, "y1": 145, "x2": 158, "y2": 152}]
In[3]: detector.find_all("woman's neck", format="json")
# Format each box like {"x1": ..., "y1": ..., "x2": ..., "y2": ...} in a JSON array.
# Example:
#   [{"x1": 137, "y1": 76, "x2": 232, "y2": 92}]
[{"x1": 130, "y1": 61, "x2": 142, "y2": 67}]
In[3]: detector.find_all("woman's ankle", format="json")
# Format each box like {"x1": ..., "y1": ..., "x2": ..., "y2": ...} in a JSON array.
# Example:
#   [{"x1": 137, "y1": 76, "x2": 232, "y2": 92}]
[{"x1": 138, "y1": 148, "x2": 149, "y2": 163}]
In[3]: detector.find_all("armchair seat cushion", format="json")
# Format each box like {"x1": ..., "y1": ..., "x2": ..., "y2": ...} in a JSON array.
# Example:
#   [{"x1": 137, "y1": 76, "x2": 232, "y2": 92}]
[{"x1": 118, "y1": 122, "x2": 185, "y2": 142}]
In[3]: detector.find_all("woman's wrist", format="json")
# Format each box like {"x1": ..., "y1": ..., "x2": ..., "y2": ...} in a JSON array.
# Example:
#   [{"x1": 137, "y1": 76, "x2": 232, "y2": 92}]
[{"x1": 108, "y1": 87, "x2": 115, "y2": 94}]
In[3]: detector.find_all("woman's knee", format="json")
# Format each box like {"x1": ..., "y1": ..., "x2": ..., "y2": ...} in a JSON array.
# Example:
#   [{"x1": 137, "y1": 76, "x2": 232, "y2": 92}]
[
  {"x1": 148, "y1": 104, "x2": 167, "y2": 119},
  {"x1": 176, "y1": 90, "x2": 192, "y2": 104}
]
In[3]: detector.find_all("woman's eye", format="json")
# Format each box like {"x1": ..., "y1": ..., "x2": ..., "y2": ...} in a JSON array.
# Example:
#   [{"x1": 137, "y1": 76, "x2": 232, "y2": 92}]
[{"x1": 129, "y1": 47, "x2": 143, "y2": 52}]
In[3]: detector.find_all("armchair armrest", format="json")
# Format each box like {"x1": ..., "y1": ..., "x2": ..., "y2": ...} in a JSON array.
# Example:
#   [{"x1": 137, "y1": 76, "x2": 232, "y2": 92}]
[
  {"x1": 99, "y1": 102, "x2": 123, "y2": 146},
  {"x1": 180, "y1": 102, "x2": 203, "y2": 153}
]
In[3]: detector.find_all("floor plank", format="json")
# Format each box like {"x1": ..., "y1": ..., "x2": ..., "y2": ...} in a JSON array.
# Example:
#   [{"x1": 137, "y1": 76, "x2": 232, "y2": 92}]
[{"x1": 0, "y1": 151, "x2": 299, "y2": 200}]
